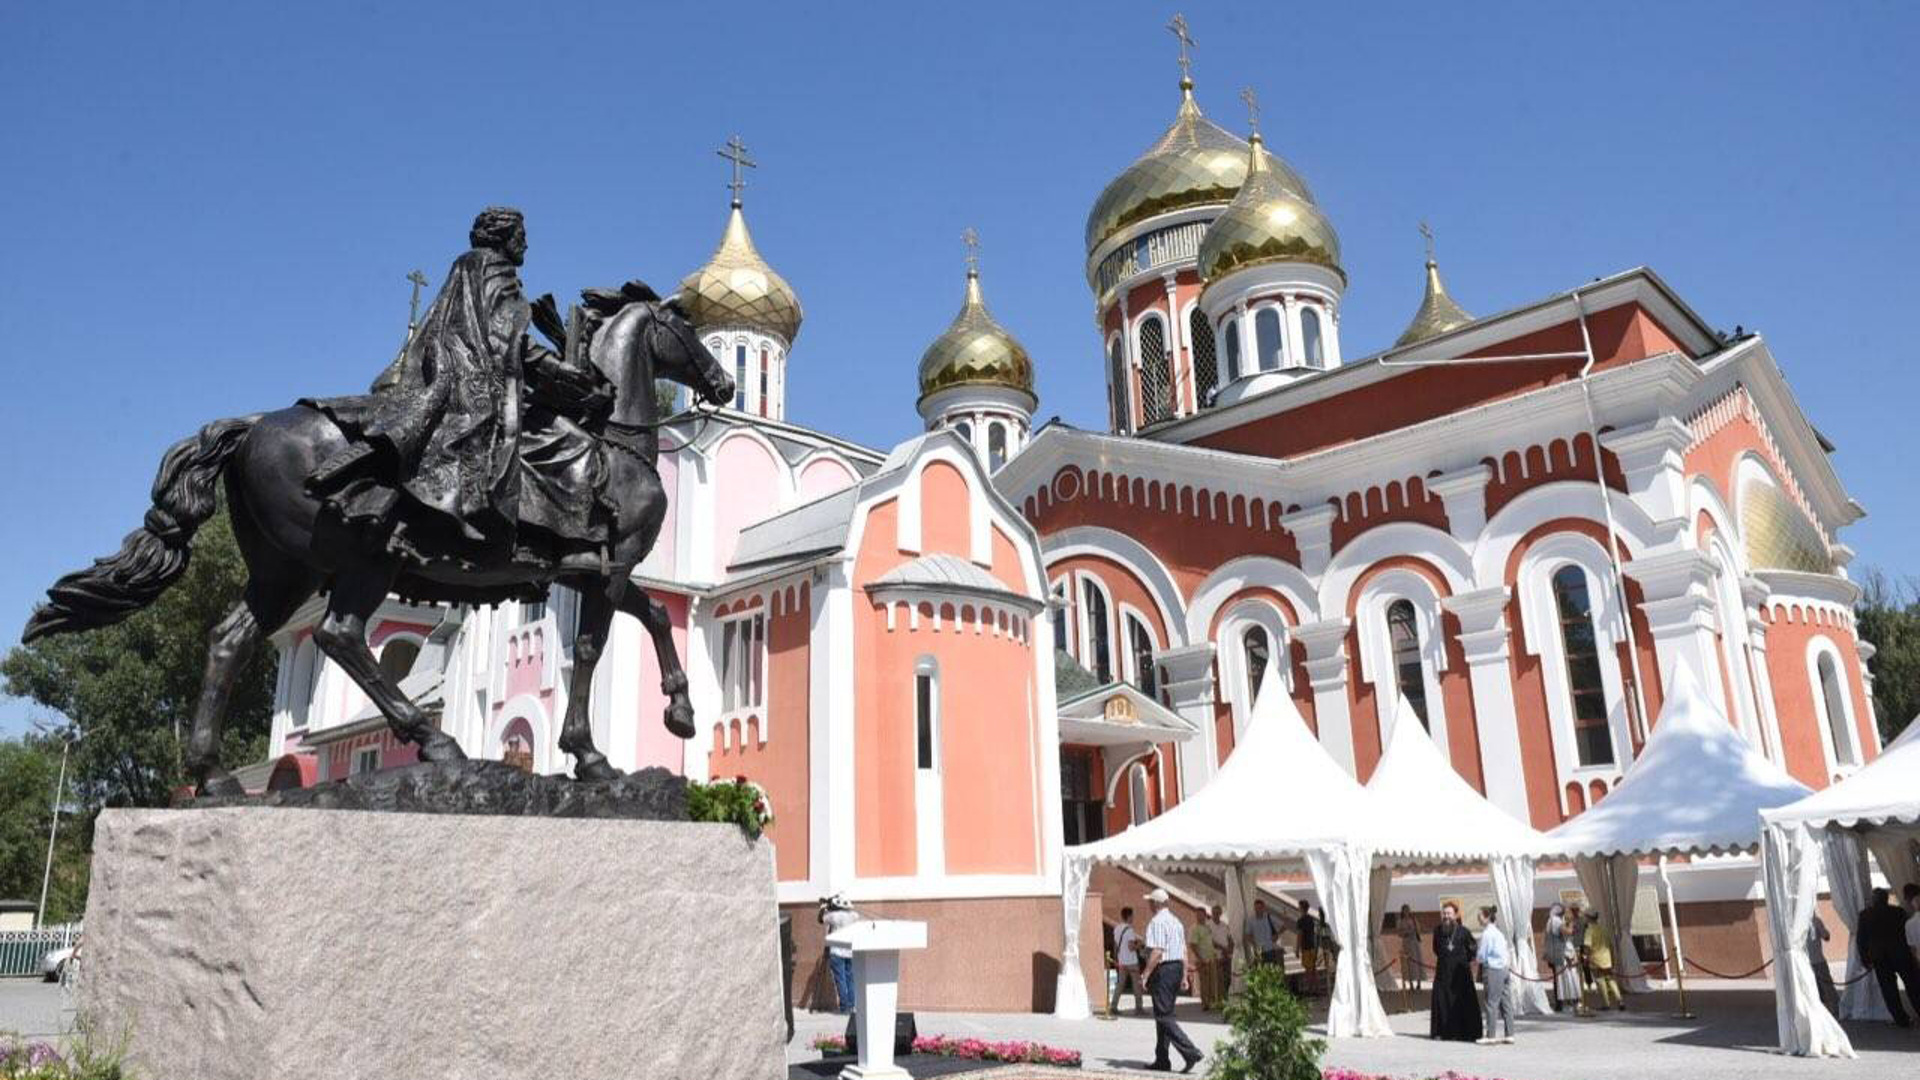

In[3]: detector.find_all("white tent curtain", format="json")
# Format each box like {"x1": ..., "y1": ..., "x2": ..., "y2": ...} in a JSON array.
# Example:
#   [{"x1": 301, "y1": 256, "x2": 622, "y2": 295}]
[
  {"x1": 1225, "y1": 863, "x2": 1257, "y2": 993},
  {"x1": 1818, "y1": 830, "x2": 1889, "y2": 1020},
  {"x1": 1573, "y1": 855, "x2": 1649, "y2": 992},
  {"x1": 1864, "y1": 830, "x2": 1920, "y2": 905},
  {"x1": 1306, "y1": 844, "x2": 1393, "y2": 1038},
  {"x1": 1055, "y1": 855, "x2": 1093, "y2": 1019},
  {"x1": 1368, "y1": 864, "x2": 1399, "y2": 993},
  {"x1": 1489, "y1": 855, "x2": 1550, "y2": 1015},
  {"x1": 1761, "y1": 820, "x2": 1855, "y2": 1057}
]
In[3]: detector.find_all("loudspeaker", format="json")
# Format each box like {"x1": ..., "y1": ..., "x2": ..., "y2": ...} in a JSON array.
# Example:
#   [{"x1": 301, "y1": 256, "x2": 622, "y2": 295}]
[{"x1": 843, "y1": 1011, "x2": 917, "y2": 1056}]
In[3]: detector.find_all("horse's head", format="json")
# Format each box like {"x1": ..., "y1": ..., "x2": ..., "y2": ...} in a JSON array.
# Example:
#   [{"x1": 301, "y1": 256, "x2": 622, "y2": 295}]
[{"x1": 644, "y1": 292, "x2": 733, "y2": 409}]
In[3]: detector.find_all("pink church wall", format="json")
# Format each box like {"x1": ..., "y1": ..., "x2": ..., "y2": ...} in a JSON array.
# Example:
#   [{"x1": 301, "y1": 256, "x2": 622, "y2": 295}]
[
  {"x1": 652, "y1": 452, "x2": 678, "y2": 574},
  {"x1": 797, "y1": 456, "x2": 856, "y2": 502},
  {"x1": 713, "y1": 433, "x2": 782, "y2": 577},
  {"x1": 633, "y1": 589, "x2": 690, "y2": 774}
]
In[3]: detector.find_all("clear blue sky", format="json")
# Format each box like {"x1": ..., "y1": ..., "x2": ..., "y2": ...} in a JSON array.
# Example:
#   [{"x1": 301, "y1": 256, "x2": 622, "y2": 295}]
[{"x1": 3, "y1": 1, "x2": 1915, "y2": 734}]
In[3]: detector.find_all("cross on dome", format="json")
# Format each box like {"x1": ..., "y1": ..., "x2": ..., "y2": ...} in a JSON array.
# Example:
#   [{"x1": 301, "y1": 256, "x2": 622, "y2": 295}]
[
  {"x1": 962, "y1": 226, "x2": 980, "y2": 276},
  {"x1": 717, "y1": 134, "x2": 757, "y2": 207},
  {"x1": 1240, "y1": 86, "x2": 1260, "y2": 136},
  {"x1": 1166, "y1": 13, "x2": 1195, "y2": 84},
  {"x1": 1420, "y1": 220, "x2": 1436, "y2": 263}
]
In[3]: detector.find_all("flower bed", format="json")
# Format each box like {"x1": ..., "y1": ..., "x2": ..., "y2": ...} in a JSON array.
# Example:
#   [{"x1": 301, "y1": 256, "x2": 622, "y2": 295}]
[
  {"x1": 811, "y1": 1033, "x2": 1082, "y2": 1067},
  {"x1": 0, "y1": 1035, "x2": 123, "y2": 1080}
]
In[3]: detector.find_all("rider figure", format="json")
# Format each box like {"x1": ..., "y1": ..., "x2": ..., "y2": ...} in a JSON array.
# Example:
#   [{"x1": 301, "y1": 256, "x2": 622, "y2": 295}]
[{"x1": 306, "y1": 207, "x2": 612, "y2": 564}]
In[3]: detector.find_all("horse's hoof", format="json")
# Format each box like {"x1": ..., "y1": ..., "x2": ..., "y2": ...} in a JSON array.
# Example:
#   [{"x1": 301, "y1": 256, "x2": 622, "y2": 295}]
[
  {"x1": 416, "y1": 731, "x2": 467, "y2": 763},
  {"x1": 573, "y1": 754, "x2": 623, "y2": 782},
  {"x1": 196, "y1": 771, "x2": 246, "y2": 799},
  {"x1": 664, "y1": 701, "x2": 695, "y2": 739}
]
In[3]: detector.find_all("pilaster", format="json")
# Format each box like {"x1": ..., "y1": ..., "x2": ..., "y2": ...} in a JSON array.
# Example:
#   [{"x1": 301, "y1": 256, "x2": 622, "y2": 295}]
[
  {"x1": 1623, "y1": 549, "x2": 1727, "y2": 715},
  {"x1": 1600, "y1": 417, "x2": 1692, "y2": 525},
  {"x1": 1279, "y1": 505, "x2": 1339, "y2": 578},
  {"x1": 1157, "y1": 642, "x2": 1221, "y2": 797},
  {"x1": 1292, "y1": 618, "x2": 1356, "y2": 775},
  {"x1": 1427, "y1": 464, "x2": 1494, "y2": 545},
  {"x1": 1440, "y1": 586, "x2": 1532, "y2": 824}
]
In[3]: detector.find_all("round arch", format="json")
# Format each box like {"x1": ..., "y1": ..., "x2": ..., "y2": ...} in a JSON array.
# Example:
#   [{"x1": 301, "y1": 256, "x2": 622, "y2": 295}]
[
  {"x1": 1473, "y1": 480, "x2": 1661, "y2": 589},
  {"x1": 1186, "y1": 555, "x2": 1319, "y2": 644},
  {"x1": 1042, "y1": 526, "x2": 1187, "y2": 647},
  {"x1": 1320, "y1": 522, "x2": 1472, "y2": 618}
]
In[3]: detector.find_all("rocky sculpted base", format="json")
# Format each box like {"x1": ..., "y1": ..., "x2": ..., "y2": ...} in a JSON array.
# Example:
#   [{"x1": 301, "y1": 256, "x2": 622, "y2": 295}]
[{"x1": 185, "y1": 758, "x2": 688, "y2": 819}]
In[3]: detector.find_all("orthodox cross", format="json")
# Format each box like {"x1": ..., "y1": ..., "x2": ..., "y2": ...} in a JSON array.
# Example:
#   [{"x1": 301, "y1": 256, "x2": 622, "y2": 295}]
[
  {"x1": 962, "y1": 226, "x2": 980, "y2": 275},
  {"x1": 1240, "y1": 86, "x2": 1260, "y2": 136},
  {"x1": 1166, "y1": 13, "x2": 1195, "y2": 81},
  {"x1": 1420, "y1": 220, "x2": 1436, "y2": 263},
  {"x1": 717, "y1": 134, "x2": 757, "y2": 206},
  {"x1": 405, "y1": 269, "x2": 428, "y2": 332}
]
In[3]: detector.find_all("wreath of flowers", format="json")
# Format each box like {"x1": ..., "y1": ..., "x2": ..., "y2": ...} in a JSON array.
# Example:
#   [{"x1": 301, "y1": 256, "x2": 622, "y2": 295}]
[{"x1": 687, "y1": 775, "x2": 774, "y2": 838}]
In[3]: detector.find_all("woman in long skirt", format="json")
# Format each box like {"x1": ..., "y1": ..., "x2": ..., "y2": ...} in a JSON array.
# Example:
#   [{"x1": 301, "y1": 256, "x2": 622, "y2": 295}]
[{"x1": 1545, "y1": 903, "x2": 1587, "y2": 1015}]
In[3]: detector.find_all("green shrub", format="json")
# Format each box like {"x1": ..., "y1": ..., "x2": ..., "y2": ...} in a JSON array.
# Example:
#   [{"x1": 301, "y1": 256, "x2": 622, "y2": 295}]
[
  {"x1": 1207, "y1": 961, "x2": 1324, "y2": 1080},
  {"x1": 686, "y1": 776, "x2": 773, "y2": 838}
]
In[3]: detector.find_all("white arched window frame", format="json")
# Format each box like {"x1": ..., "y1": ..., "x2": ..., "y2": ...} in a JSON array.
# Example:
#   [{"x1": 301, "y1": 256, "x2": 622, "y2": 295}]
[
  {"x1": 1354, "y1": 571, "x2": 1451, "y2": 762},
  {"x1": 732, "y1": 337, "x2": 749, "y2": 411},
  {"x1": 1221, "y1": 317, "x2": 1242, "y2": 384},
  {"x1": 1300, "y1": 305, "x2": 1326, "y2": 369},
  {"x1": 1705, "y1": 535, "x2": 1766, "y2": 756},
  {"x1": 1133, "y1": 312, "x2": 1173, "y2": 424},
  {"x1": 1517, "y1": 534, "x2": 1633, "y2": 805},
  {"x1": 1252, "y1": 304, "x2": 1285, "y2": 371},
  {"x1": 1805, "y1": 636, "x2": 1861, "y2": 775},
  {"x1": 1217, "y1": 600, "x2": 1291, "y2": 744},
  {"x1": 1128, "y1": 762, "x2": 1152, "y2": 826},
  {"x1": 1075, "y1": 572, "x2": 1118, "y2": 684},
  {"x1": 987, "y1": 421, "x2": 1009, "y2": 470},
  {"x1": 1183, "y1": 300, "x2": 1217, "y2": 406},
  {"x1": 1105, "y1": 332, "x2": 1129, "y2": 433},
  {"x1": 1119, "y1": 603, "x2": 1161, "y2": 697}
]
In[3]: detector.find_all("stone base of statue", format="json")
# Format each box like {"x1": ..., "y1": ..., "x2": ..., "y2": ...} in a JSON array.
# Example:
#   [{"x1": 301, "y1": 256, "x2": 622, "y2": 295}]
[{"x1": 80, "y1": 805, "x2": 786, "y2": 1080}]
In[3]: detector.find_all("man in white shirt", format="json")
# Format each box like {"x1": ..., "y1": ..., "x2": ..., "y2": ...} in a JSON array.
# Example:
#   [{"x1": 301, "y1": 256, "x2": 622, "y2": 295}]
[
  {"x1": 1143, "y1": 889, "x2": 1203, "y2": 1073},
  {"x1": 1474, "y1": 905, "x2": 1515, "y2": 1044},
  {"x1": 1110, "y1": 907, "x2": 1146, "y2": 1015}
]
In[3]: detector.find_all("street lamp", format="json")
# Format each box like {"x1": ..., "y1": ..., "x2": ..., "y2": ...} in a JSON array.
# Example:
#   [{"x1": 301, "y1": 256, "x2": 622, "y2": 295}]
[{"x1": 33, "y1": 721, "x2": 82, "y2": 928}]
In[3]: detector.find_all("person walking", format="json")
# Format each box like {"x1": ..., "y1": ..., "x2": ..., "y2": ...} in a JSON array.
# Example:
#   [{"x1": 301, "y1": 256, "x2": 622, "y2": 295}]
[
  {"x1": 1546, "y1": 903, "x2": 1587, "y2": 1016},
  {"x1": 1397, "y1": 904, "x2": 1424, "y2": 992},
  {"x1": 1245, "y1": 898, "x2": 1285, "y2": 968},
  {"x1": 1429, "y1": 901, "x2": 1482, "y2": 1042},
  {"x1": 1111, "y1": 907, "x2": 1147, "y2": 1016},
  {"x1": 818, "y1": 894, "x2": 861, "y2": 1014},
  {"x1": 1584, "y1": 906, "x2": 1624, "y2": 1011},
  {"x1": 1297, "y1": 904, "x2": 1322, "y2": 996},
  {"x1": 1142, "y1": 889, "x2": 1203, "y2": 1074},
  {"x1": 1857, "y1": 886, "x2": 1920, "y2": 1026},
  {"x1": 1475, "y1": 906, "x2": 1516, "y2": 1044}
]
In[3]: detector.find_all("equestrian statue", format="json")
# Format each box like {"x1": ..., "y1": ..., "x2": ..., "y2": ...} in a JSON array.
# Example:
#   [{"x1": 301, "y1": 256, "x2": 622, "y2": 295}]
[{"x1": 22, "y1": 206, "x2": 734, "y2": 795}]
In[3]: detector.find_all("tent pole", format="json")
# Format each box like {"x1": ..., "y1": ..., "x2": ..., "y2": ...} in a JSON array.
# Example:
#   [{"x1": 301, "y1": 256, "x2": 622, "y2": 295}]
[{"x1": 1657, "y1": 855, "x2": 1694, "y2": 1019}]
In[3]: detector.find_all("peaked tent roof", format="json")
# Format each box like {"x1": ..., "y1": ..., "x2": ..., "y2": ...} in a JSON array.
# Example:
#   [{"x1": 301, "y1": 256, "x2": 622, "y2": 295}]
[
  {"x1": 1762, "y1": 714, "x2": 1920, "y2": 831},
  {"x1": 1542, "y1": 665, "x2": 1813, "y2": 859},
  {"x1": 1067, "y1": 681, "x2": 1384, "y2": 866},
  {"x1": 1366, "y1": 696, "x2": 1546, "y2": 864}
]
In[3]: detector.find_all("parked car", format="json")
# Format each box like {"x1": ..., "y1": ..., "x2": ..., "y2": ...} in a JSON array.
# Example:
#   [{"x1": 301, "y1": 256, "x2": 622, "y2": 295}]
[{"x1": 40, "y1": 944, "x2": 74, "y2": 982}]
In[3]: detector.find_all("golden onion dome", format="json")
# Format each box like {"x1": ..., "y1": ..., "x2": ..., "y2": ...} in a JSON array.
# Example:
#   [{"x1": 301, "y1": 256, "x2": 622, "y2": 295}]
[
  {"x1": 676, "y1": 201, "x2": 803, "y2": 344},
  {"x1": 1195, "y1": 131, "x2": 1342, "y2": 284},
  {"x1": 1084, "y1": 78, "x2": 1315, "y2": 261},
  {"x1": 1393, "y1": 258, "x2": 1475, "y2": 347},
  {"x1": 917, "y1": 267, "x2": 1035, "y2": 406}
]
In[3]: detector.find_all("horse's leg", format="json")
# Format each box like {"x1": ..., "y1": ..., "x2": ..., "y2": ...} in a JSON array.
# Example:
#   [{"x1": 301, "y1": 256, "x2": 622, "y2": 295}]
[
  {"x1": 614, "y1": 580, "x2": 695, "y2": 739},
  {"x1": 556, "y1": 585, "x2": 622, "y2": 781},
  {"x1": 311, "y1": 559, "x2": 465, "y2": 763},
  {"x1": 188, "y1": 548, "x2": 317, "y2": 796}
]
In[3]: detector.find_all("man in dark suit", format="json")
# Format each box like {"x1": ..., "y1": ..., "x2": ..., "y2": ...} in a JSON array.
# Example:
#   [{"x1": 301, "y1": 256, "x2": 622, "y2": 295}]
[{"x1": 1857, "y1": 887, "x2": 1920, "y2": 1026}]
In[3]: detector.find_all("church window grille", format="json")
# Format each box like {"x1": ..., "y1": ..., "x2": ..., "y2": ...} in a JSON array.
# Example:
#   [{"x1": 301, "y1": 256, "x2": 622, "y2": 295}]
[
  {"x1": 1551, "y1": 566, "x2": 1613, "y2": 766},
  {"x1": 1386, "y1": 600, "x2": 1429, "y2": 729},
  {"x1": 1188, "y1": 309, "x2": 1217, "y2": 404},
  {"x1": 1301, "y1": 307, "x2": 1325, "y2": 368},
  {"x1": 1254, "y1": 307, "x2": 1284, "y2": 371},
  {"x1": 1138, "y1": 315, "x2": 1172, "y2": 423}
]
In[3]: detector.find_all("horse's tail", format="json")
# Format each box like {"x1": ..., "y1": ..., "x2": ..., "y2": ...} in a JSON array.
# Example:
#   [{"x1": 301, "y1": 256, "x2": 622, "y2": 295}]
[{"x1": 23, "y1": 415, "x2": 261, "y2": 642}]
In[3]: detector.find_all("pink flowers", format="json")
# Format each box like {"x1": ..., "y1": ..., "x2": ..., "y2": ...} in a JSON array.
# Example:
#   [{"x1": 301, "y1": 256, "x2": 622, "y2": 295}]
[{"x1": 811, "y1": 1032, "x2": 1081, "y2": 1067}]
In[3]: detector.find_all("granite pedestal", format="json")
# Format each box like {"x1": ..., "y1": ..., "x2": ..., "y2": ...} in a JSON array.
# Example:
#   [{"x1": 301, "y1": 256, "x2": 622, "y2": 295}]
[{"x1": 81, "y1": 806, "x2": 786, "y2": 1080}]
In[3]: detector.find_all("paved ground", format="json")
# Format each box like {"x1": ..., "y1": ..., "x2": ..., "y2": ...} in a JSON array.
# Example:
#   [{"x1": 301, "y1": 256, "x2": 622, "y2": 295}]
[
  {"x1": 0, "y1": 976, "x2": 74, "y2": 1040},
  {"x1": 788, "y1": 982, "x2": 1919, "y2": 1079}
]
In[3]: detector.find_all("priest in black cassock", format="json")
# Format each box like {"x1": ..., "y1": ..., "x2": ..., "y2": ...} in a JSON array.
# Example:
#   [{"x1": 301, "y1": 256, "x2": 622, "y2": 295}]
[{"x1": 1429, "y1": 901, "x2": 1483, "y2": 1041}]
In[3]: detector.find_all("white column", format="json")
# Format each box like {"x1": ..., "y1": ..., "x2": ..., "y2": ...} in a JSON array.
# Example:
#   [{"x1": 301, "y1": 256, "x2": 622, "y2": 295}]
[
  {"x1": 1600, "y1": 418, "x2": 1693, "y2": 526},
  {"x1": 1624, "y1": 550, "x2": 1726, "y2": 712},
  {"x1": 814, "y1": 562, "x2": 856, "y2": 896},
  {"x1": 1279, "y1": 505, "x2": 1338, "y2": 578},
  {"x1": 1325, "y1": 304, "x2": 1344, "y2": 367},
  {"x1": 1158, "y1": 643, "x2": 1220, "y2": 795},
  {"x1": 1293, "y1": 618, "x2": 1357, "y2": 775},
  {"x1": 1743, "y1": 576, "x2": 1787, "y2": 763},
  {"x1": 1441, "y1": 586, "x2": 1532, "y2": 824},
  {"x1": 1236, "y1": 302, "x2": 1255, "y2": 378},
  {"x1": 1162, "y1": 274, "x2": 1185, "y2": 413},
  {"x1": 1427, "y1": 464, "x2": 1493, "y2": 545}
]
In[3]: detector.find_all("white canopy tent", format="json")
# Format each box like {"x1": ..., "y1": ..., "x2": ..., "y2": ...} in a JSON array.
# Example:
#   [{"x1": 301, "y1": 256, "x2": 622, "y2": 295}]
[
  {"x1": 1366, "y1": 696, "x2": 1552, "y2": 1015},
  {"x1": 1760, "y1": 716, "x2": 1920, "y2": 1057},
  {"x1": 1541, "y1": 663, "x2": 1813, "y2": 998}
]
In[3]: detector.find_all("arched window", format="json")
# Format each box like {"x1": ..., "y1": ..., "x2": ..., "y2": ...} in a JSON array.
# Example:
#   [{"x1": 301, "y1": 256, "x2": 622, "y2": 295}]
[
  {"x1": 733, "y1": 343, "x2": 747, "y2": 410},
  {"x1": 1254, "y1": 307, "x2": 1284, "y2": 371},
  {"x1": 377, "y1": 637, "x2": 421, "y2": 685},
  {"x1": 1133, "y1": 235, "x2": 1152, "y2": 273},
  {"x1": 1081, "y1": 577, "x2": 1113, "y2": 683},
  {"x1": 1107, "y1": 337, "x2": 1130, "y2": 432},
  {"x1": 1551, "y1": 565, "x2": 1614, "y2": 766},
  {"x1": 1126, "y1": 615, "x2": 1157, "y2": 697},
  {"x1": 1223, "y1": 320, "x2": 1242, "y2": 383},
  {"x1": 1137, "y1": 315, "x2": 1172, "y2": 423},
  {"x1": 758, "y1": 346, "x2": 770, "y2": 416},
  {"x1": 954, "y1": 419, "x2": 973, "y2": 445},
  {"x1": 1301, "y1": 307, "x2": 1325, "y2": 368},
  {"x1": 1129, "y1": 762, "x2": 1151, "y2": 826},
  {"x1": 1242, "y1": 625, "x2": 1272, "y2": 705},
  {"x1": 915, "y1": 657, "x2": 940, "y2": 771},
  {"x1": 987, "y1": 422, "x2": 1008, "y2": 470},
  {"x1": 1816, "y1": 652, "x2": 1859, "y2": 767},
  {"x1": 1385, "y1": 600, "x2": 1429, "y2": 728},
  {"x1": 1049, "y1": 579, "x2": 1070, "y2": 656},
  {"x1": 1188, "y1": 308, "x2": 1218, "y2": 404}
]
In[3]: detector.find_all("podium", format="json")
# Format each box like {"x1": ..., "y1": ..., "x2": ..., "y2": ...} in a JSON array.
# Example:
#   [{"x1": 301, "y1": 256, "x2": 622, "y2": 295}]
[{"x1": 825, "y1": 919, "x2": 928, "y2": 1080}]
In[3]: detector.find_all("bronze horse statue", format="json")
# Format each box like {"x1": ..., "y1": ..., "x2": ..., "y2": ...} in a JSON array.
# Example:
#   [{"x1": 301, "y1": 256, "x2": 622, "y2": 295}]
[{"x1": 23, "y1": 289, "x2": 733, "y2": 796}]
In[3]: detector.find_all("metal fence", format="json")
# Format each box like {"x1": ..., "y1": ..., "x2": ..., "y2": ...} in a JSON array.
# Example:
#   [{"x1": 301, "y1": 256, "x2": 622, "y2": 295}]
[{"x1": 0, "y1": 925, "x2": 79, "y2": 978}]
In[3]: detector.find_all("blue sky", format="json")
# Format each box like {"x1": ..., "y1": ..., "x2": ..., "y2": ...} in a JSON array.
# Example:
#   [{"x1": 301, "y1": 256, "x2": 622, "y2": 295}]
[{"x1": 2, "y1": 1, "x2": 1915, "y2": 733}]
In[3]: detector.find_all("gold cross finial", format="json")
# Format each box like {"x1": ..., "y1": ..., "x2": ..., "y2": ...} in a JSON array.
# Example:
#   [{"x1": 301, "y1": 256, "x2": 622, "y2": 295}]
[
  {"x1": 1166, "y1": 13, "x2": 1195, "y2": 83},
  {"x1": 717, "y1": 134, "x2": 757, "y2": 207},
  {"x1": 962, "y1": 227, "x2": 980, "y2": 276},
  {"x1": 1240, "y1": 86, "x2": 1260, "y2": 135},
  {"x1": 1419, "y1": 220, "x2": 1436, "y2": 263},
  {"x1": 405, "y1": 269, "x2": 429, "y2": 332}
]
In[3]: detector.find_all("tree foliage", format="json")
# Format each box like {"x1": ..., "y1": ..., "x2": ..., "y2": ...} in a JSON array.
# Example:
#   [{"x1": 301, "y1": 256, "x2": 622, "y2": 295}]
[
  {"x1": 1856, "y1": 567, "x2": 1920, "y2": 744},
  {"x1": 1, "y1": 504, "x2": 276, "y2": 912}
]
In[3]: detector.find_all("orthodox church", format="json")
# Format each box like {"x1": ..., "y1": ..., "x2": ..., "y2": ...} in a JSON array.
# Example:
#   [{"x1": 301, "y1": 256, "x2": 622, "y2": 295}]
[{"x1": 250, "y1": 42, "x2": 1881, "y2": 1013}]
